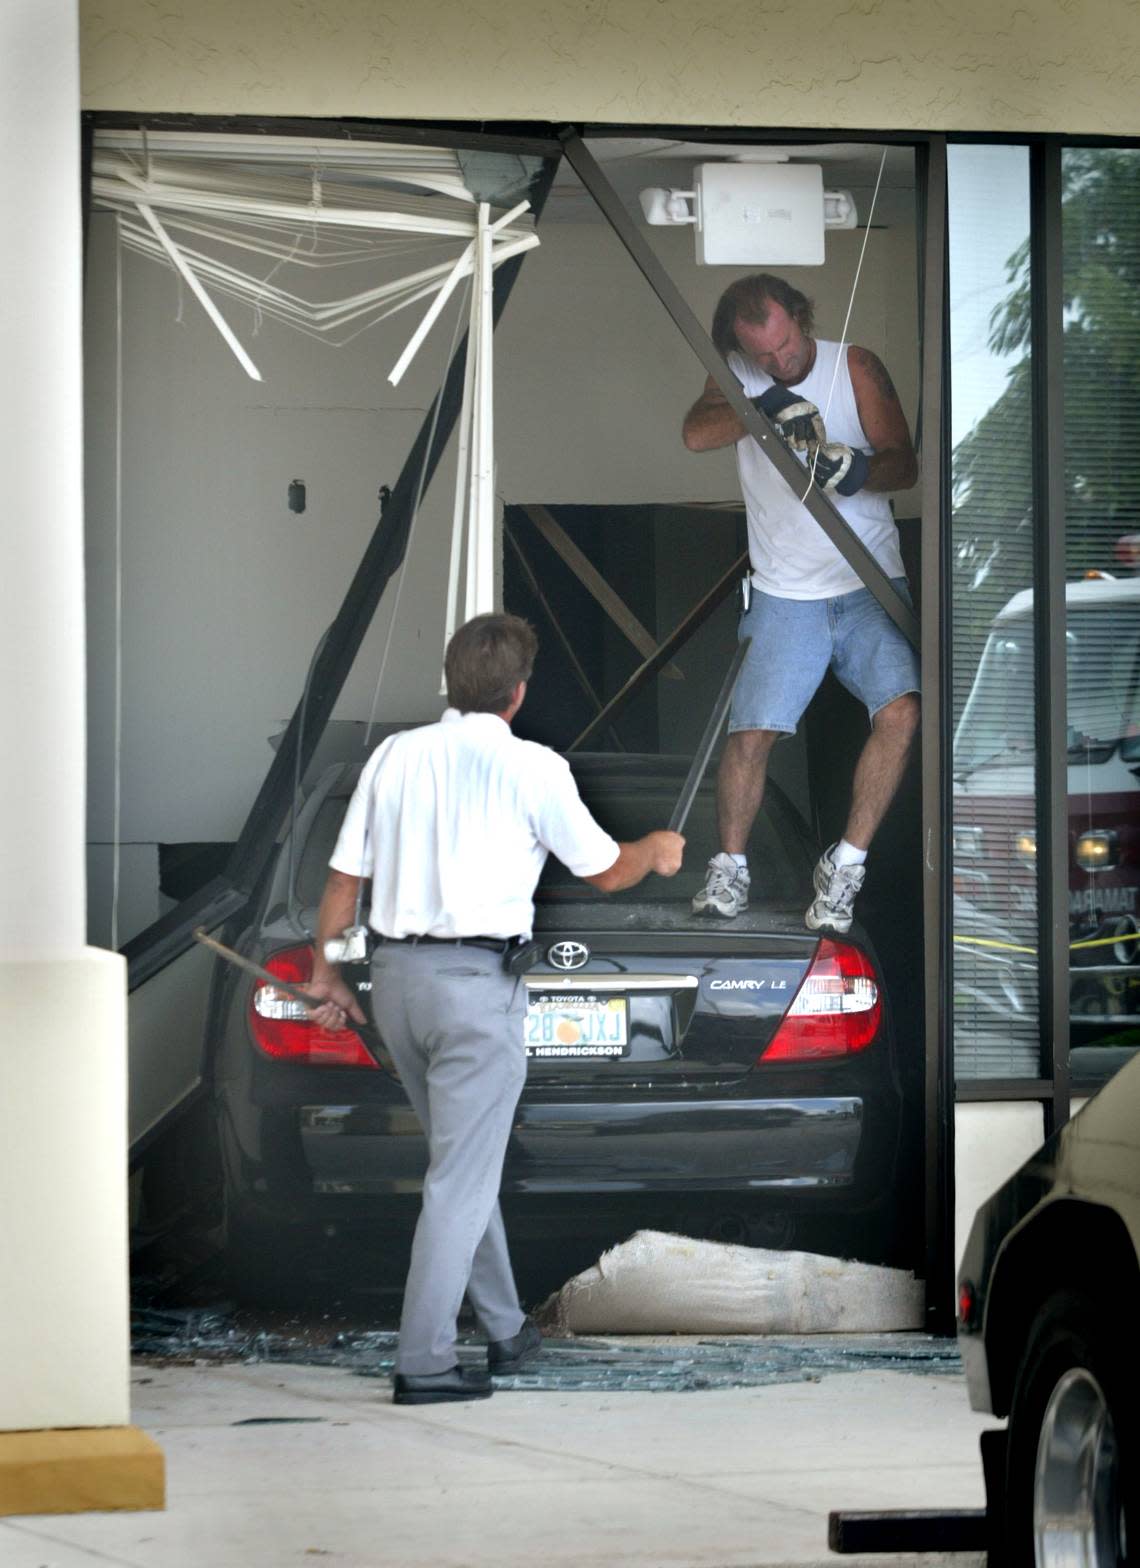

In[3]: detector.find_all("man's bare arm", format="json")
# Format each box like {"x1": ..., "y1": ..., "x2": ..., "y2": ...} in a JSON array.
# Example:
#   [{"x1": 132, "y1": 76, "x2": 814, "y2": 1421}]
[
  {"x1": 682, "y1": 375, "x2": 747, "y2": 453},
  {"x1": 307, "y1": 868, "x2": 368, "y2": 1027},
  {"x1": 847, "y1": 347, "x2": 918, "y2": 492},
  {"x1": 582, "y1": 832, "x2": 685, "y2": 893}
]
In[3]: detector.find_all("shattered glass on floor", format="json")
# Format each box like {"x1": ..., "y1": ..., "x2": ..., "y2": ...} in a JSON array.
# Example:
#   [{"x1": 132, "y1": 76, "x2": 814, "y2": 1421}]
[{"x1": 132, "y1": 1305, "x2": 961, "y2": 1392}]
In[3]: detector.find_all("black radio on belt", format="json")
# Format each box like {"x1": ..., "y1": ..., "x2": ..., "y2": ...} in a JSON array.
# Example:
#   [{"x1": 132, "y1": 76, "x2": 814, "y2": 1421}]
[{"x1": 504, "y1": 938, "x2": 543, "y2": 976}]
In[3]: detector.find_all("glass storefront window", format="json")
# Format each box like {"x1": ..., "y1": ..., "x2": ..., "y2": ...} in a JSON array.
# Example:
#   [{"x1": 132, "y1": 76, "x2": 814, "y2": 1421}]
[
  {"x1": 948, "y1": 145, "x2": 1040, "y2": 1078},
  {"x1": 1061, "y1": 148, "x2": 1140, "y2": 1083}
]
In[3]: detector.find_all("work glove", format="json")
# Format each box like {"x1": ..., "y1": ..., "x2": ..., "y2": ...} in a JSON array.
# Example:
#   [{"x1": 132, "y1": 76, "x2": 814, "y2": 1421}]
[
  {"x1": 752, "y1": 385, "x2": 826, "y2": 453},
  {"x1": 810, "y1": 441, "x2": 871, "y2": 496}
]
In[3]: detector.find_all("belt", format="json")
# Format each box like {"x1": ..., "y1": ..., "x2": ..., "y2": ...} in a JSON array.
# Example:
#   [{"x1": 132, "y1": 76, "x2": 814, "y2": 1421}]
[{"x1": 379, "y1": 934, "x2": 522, "y2": 954}]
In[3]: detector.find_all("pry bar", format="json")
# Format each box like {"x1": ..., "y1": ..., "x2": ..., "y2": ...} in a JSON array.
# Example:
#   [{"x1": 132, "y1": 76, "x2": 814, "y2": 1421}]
[
  {"x1": 193, "y1": 926, "x2": 324, "y2": 1012},
  {"x1": 668, "y1": 636, "x2": 752, "y2": 835}
]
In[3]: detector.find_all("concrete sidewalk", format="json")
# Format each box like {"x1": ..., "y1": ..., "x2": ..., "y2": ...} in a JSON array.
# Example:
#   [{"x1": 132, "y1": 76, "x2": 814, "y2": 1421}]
[{"x1": 0, "y1": 1344, "x2": 994, "y2": 1568}]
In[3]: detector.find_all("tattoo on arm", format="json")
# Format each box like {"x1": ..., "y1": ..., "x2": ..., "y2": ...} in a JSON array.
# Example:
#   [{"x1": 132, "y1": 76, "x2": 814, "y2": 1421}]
[
  {"x1": 860, "y1": 349, "x2": 899, "y2": 404},
  {"x1": 847, "y1": 346, "x2": 917, "y2": 488}
]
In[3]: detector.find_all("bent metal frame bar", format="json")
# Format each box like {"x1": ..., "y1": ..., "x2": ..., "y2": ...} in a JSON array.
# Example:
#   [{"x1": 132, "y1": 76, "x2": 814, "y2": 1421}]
[{"x1": 87, "y1": 112, "x2": 951, "y2": 1323}]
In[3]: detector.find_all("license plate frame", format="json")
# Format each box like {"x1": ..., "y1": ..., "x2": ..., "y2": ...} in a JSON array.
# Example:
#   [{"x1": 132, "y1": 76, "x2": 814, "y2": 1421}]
[{"x1": 524, "y1": 992, "x2": 629, "y2": 1059}]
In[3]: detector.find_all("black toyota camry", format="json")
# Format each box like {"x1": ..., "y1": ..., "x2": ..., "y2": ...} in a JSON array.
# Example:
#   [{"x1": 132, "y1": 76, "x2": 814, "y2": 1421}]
[{"x1": 208, "y1": 753, "x2": 903, "y2": 1280}]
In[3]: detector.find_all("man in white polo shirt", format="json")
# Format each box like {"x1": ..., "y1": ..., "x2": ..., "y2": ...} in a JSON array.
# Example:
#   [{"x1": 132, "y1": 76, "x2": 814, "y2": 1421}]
[{"x1": 306, "y1": 613, "x2": 685, "y2": 1404}]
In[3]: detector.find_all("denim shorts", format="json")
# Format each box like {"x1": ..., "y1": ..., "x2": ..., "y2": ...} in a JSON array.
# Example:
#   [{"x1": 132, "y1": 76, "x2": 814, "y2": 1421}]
[{"x1": 728, "y1": 578, "x2": 920, "y2": 735}]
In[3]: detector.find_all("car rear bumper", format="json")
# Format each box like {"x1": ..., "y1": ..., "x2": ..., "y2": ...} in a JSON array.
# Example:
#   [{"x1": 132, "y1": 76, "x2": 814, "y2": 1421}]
[
  {"x1": 957, "y1": 1327, "x2": 994, "y2": 1412},
  {"x1": 296, "y1": 1093, "x2": 875, "y2": 1197}
]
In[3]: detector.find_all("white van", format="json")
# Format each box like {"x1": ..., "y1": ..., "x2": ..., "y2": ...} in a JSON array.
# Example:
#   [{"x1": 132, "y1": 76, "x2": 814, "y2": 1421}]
[{"x1": 953, "y1": 574, "x2": 1140, "y2": 1039}]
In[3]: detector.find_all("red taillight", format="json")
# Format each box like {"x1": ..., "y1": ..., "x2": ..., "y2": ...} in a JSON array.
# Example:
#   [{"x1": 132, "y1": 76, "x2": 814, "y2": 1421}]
[
  {"x1": 958, "y1": 1280, "x2": 978, "y2": 1328},
  {"x1": 248, "y1": 944, "x2": 377, "y2": 1069},
  {"x1": 761, "y1": 938, "x2": 882, "y2": 1062}
]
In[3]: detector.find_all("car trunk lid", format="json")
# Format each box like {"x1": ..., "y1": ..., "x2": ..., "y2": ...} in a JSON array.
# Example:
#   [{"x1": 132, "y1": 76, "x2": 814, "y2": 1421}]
[{"x1": 525, "y1": 902, "x2": 822, "y2": 1087}]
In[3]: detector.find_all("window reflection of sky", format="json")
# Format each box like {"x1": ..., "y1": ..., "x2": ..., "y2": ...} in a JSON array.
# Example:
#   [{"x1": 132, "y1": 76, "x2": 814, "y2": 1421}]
[{"x1": 948, "y1": 145, "x2": 1031, "y2": 448}]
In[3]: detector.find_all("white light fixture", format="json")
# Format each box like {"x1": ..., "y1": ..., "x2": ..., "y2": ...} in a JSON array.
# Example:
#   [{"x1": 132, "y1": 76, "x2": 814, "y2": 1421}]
[
  {"x1": 638, "y1": 165, "x2": 860, "y2": 264},
  {"x1": 638, "y1": 187, "x2": 697, "y2": 226},
  {"x1": 824, "y1": 190, "x2": 858, "y2": 230}
]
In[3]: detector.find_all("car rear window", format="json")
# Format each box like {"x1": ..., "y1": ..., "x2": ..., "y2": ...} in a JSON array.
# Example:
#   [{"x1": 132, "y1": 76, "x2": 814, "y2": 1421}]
[
  {"x1": 536, "y1": 771, "x2": 809, "y2": 903},
  {"x1": 296, "y1": 796, "x2": 351, "y2": 909},
  {"x1": 295, "y1": 759, "x2": 811, "y2": 908}
]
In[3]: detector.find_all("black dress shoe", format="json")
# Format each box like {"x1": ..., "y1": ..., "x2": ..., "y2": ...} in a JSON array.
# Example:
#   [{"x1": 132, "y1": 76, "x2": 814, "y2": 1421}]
[
  {"x1": 487, "y1": 1316, "x2": 543, "y2": 1373},
  {"x1": 392, "y1": 1366, "x2": 493, "y2": 1405}
]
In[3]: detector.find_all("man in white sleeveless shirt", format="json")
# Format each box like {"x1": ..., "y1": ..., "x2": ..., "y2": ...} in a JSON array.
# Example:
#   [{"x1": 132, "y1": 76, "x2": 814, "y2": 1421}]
[{"x1": 683, "y1": 273, "x2": 920, "y2": 932}]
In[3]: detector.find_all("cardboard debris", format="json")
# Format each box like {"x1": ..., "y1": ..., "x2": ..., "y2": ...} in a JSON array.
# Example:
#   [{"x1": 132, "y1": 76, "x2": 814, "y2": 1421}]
[{"x1": 538, "y1": 1230, "x2": 925, "y2": 1335}]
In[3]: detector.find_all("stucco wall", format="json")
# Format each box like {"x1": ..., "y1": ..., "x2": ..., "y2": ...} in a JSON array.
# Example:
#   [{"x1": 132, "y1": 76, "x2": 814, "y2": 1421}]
[{"x1": 80, "y1": 0, "x2": 1140, "y2": 135}]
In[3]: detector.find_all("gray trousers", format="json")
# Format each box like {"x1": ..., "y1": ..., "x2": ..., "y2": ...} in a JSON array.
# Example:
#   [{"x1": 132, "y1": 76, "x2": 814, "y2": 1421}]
[{"x1": 369, "y1": 942, "x2": 528, "y2": 1375}]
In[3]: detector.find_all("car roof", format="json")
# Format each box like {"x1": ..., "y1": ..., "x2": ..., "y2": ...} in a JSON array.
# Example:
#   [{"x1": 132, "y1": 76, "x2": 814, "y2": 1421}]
[
  {"x1": 996, "y1": 575, "x2": 1140, "y2": 622},
  {"x1": 317, "y1": 750, "x2": 747, "y2": 796}
]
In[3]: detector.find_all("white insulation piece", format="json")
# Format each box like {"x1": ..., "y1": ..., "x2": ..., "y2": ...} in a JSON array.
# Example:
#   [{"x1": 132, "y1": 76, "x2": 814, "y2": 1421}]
[
  {"x1": 134, "y1": 200, "x2": 263, "y2": 380},
  {"x1": 465, "y1": 201, "x2": 496, "y2": 621},
  {"x1": 437, "y1": 199, "x2": 499, "y2": 692},
  {"x1": 539, "y1": 1230, "x2": 925, "y2": 1336}
]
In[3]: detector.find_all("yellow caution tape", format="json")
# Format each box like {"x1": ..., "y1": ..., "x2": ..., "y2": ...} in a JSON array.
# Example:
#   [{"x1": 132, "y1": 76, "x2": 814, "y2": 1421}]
[
  {"x1": 952, "y1": 929, "x2": 1140, "y2": 957},
  {"x1": 1071, "y1": 929, "x2": 1140, "y2": 951},
  {"x1": 952, "y1": 934, "x2": 1037, "y2": 955}
]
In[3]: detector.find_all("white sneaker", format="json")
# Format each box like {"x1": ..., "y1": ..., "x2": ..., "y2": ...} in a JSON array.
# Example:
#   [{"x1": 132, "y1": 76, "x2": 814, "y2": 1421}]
[
  {"x1": 805, "y1": 844, "x2": 865, "y2": 933},
  {"x1": 692, "y1": 852, "x2": 750, "y2": 918}
]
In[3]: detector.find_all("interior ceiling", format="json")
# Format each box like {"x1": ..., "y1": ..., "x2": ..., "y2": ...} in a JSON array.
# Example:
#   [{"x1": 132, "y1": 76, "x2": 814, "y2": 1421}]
[
  {"x1": 90, "y1": 130, "x2": 541, "y2": 360},
  {"x1": 92, "y1": 131, "x2": 541, "y2": 207},
  {"x1": 547, "y1": 138, "x2": 916, "y2": 225},
  {"x1": 93, "y1": 129, "x2": 916, "y2": 230}
]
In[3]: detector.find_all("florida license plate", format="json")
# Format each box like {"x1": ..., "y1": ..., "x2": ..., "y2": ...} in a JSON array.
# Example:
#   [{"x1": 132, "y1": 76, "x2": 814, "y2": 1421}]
[{"x1": 524, "y1": 993, "x2": 629, "y2": 1058}]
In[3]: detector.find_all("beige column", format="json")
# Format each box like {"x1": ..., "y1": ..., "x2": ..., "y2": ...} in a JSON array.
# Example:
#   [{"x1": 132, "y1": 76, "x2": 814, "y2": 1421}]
[{"x1": 0, "y1": 0, "x2": 162, "y2": 1516}]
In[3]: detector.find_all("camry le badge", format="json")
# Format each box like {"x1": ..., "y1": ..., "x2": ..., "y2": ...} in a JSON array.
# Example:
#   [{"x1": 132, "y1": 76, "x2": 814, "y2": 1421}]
[{"x1": 548, "y1": 940, "x2": 589, "y2": 971}]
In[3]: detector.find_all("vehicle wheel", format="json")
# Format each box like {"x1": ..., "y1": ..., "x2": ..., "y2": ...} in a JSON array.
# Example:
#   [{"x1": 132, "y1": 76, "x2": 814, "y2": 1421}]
[{"x1": 1005, "y1": 1289, "x2": 1135, "y2": 1567}]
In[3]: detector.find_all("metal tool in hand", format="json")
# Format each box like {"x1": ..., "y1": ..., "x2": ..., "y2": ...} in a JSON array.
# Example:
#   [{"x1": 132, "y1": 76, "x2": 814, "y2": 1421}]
[
  {"x1": 667, "y1": 636, "x2": 752, "y2": 835},
  {"x1": 193, "y1": 926, "x2": 329, "y2": 1012}
]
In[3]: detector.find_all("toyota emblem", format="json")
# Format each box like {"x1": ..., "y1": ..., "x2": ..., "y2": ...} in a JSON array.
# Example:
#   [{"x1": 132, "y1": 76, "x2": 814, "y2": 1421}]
[{"x1": 547, "y1": 940, "x2": 589, "y2": 971}]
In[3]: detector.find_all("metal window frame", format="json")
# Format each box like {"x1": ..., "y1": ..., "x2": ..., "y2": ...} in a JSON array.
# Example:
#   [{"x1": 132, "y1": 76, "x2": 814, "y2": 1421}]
[
  {"x1": 917, "y1": 136, "x2": 952, "y2": 1328},
  {"x1": 85, "y1": 111, "x2": 564, "y2": 158},
  {"x1": 944, "y1": 139, "x2": 1140, "y2": 1174},
  {"x1": 1030, "y1": 142, "x2": 1071, "y2": 1136},
  {"x1": 943, "y1": 136, "x2": 1140, "y2": 1122},
  {"x1": 955, "y1": 1078, "x2": 1054, "y2": 1102},
  {"x1": 940, "y1": 143, "x2": 1067, "y2": 1205},
  {"x1": 87, "y1": 113, "x2": 950, "y2": 1303}
]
